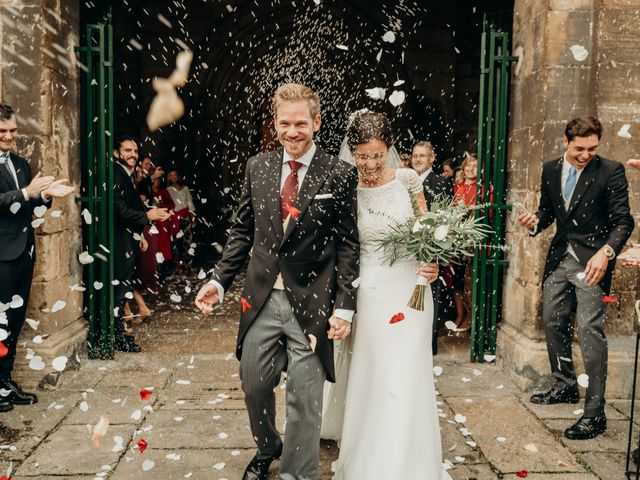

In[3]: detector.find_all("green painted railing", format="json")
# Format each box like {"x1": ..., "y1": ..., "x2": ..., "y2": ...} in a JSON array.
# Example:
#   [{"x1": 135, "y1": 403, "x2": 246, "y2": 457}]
[
  {"x1": 76, "y1": 15, "x2": 115, "y2": 359},
  {"x1": 471, "y1": 21, "x2": 517, "y2": 362}
]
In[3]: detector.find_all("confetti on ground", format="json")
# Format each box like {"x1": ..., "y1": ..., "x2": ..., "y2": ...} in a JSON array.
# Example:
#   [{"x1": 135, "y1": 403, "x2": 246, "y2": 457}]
[{"x1": 92, "y1": 415, "x2": 109, "y2": 447}]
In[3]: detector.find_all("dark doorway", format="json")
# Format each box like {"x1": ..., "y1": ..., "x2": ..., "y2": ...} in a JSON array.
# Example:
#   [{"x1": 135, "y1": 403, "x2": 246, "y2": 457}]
[{"x1": 81, "y1": 0, "x2": 514, "y2": 261}]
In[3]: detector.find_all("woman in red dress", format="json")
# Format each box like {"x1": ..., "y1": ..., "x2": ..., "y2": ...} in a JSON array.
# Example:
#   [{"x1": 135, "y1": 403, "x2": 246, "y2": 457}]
[{"x1": 452, "y1": 154, "x2": 478, "y2": 330}]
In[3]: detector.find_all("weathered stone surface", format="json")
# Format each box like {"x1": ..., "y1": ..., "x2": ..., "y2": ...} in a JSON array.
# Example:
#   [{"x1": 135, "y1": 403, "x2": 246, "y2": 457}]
[
  {"x1": 14, "y1": 425, "x2": 131, "y2": 476},
  {"x1": 447, "y1": 396, "x2": 583, "y2": 473},
  {"x1": 579, "y1": 451, "x2": 630, "y2": 480},
  {"x1": 139, "y1": 409, "x2": 255, "y2": 449},
  {"x1": 546, "y1": 419, "x2": 630, "y2": 453},
  {"x1": 63, "y1": 387, "x2": 157, "y2": 425}
]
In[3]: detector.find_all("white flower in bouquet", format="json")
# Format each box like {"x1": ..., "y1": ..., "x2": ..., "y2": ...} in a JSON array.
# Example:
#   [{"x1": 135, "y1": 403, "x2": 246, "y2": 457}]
[{"x1": 433, "y1": 225, "x2": 449, "y2": 242}]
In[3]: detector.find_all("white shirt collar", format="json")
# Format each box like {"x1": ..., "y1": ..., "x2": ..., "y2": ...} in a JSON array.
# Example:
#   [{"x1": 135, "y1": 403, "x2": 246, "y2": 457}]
[
  {"x1": 282, "y1": 142, "x2": 316, "y2": 167},
  {"x1": 0, "y1": 150, "x2": 9, "y2": 163},
  {"x1": 418, "y1": 168, "x2": 432, "y2": 182}
]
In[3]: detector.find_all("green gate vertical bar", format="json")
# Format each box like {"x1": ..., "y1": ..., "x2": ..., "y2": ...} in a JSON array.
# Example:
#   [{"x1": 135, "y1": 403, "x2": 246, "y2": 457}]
[
  {"x1": 77, "y1": 13, "x2": 115, "y2": 359},
  {"x1": 105, "y1": 16, "x2": 115, "y2": 353},
  {"x1": 471, "y1": 22, "x2": 518, "y2": 362}
]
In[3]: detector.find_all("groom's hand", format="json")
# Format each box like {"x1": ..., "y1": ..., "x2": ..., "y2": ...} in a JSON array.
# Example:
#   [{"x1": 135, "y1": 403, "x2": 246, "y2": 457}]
[
  {"x1": 195, "y1": 284, "x2": 219, "y2": 314},
  {"x1": 328, "y1": 315, "x2": 351, "y2": 340}
]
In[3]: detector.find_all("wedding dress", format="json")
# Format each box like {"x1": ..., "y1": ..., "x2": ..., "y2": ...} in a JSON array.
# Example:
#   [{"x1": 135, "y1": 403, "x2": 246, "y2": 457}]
[{"x1": 330, "y1": 168, "x2": 451, "y2": 479}]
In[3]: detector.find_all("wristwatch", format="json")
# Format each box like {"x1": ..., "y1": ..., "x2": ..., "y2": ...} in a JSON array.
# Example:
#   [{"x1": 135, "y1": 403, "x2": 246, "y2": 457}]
[{"x1": 602, "y1": 244, "x2": 615, "y2": 259}]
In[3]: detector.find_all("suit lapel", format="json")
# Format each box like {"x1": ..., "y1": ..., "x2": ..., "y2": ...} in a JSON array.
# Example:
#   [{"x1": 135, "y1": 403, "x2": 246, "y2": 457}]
[
  {"x1": 265, "y1": 148, "x2": 285, "y2": 242},
  {"x1": 566, "y1": 156, "x2": 598, "y2": 217},
  {"x1": 281, "y1": 148, "x2": 331, "y2": 246},
  {"x1": 0, "y1": 153, "x2": 19, "y2": 189},
  {"x1": 549, "y1": 158, "x2": 565, "y2": 215}
]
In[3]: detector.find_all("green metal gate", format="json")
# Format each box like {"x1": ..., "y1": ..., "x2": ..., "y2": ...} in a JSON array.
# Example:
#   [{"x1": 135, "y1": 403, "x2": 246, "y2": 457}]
[
  {"x1": 470, "y1": 22, "x2": 517, "y2": 362},
  {"x1": 76, "y1": 15, "x2": 116, "y2": 359}
]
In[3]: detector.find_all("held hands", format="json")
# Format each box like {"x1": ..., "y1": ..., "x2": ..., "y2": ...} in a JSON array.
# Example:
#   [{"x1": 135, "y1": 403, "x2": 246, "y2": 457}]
[
  {"x1": 43, "y1": 179, "x2": 74, "y2": 198},
  {"x1": 195, "y1": 283, "x2": 219, "y2": 315},
  {"x1": 583, "y1": 249, "x2": 610, "y2": 286},
  {"x1": 26, "y1": 172, "x2": 54, "y2": 198},
  {"x1": 417, "y1": 262, "x2": 439, "y2": 283},
  {"x1": 328, "y1": 315, "x2": 351, "y2": 340},
  {"x1": 518, "y1": 212, "x2": 539, "y2": 230},
  {"x1": 147, "y1": 207, "x2": 171, "y2": 222}
]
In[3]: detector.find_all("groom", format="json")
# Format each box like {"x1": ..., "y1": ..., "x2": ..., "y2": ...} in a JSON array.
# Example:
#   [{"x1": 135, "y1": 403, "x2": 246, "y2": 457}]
[{"x1": 195, "y1": 83, "x2": 359, "y2": 480}]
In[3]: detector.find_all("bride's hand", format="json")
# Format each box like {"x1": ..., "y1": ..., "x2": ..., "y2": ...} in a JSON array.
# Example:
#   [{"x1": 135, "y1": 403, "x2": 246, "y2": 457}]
[
  {"x1": 418, "y1": 262, "x2": 439, "y2": 284},
  {"x1": 328, "y1": 315, "x2": 351, "y2": 340}
]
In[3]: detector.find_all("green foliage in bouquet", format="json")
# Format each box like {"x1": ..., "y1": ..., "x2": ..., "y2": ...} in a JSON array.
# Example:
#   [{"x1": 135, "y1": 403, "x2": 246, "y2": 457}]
[{"x1": 374, "y1": 195, "x2": 493, "y2": 267}]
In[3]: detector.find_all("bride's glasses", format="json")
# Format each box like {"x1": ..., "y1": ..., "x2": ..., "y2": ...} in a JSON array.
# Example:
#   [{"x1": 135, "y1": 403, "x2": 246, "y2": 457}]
[{"x1": 354, "y1": 152, "x2": 386, "y2": 161}]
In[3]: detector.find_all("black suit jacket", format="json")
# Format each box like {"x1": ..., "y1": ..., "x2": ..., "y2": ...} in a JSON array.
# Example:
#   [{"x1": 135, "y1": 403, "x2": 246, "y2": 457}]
[
  {"x1": 0, "y1": 153, "x2": 49, "y2": 261},
  {"x1": 113, "y1": 162, "x2": 148, "y2": 283},
  {"x1": 212, "y1": 147, "x2": 360, "y2": 382},
  {"x1": 533, "y1": 156, "x2": 634, "y2": 293},
  {"x1": 422, "y1": 170, "x2": 453, "y2": 206}
]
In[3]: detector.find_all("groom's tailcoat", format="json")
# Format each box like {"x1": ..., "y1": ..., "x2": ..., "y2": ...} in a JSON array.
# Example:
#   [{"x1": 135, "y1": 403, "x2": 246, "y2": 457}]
[
  {"x1": 534, "y1": 155, "x2": 633, "y2": 293},
  {"x1": 212, "y1": 147, "x2": 359, "y2": 382}
]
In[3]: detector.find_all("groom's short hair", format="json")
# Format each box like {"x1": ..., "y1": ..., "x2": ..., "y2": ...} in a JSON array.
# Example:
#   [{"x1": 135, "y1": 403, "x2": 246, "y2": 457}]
[
  {"x1": 565, "y1": 116, "x2": 603, "y2": 142},
  {"x1": 272, "y1": 83, "x2": 320, "y2": 119}
]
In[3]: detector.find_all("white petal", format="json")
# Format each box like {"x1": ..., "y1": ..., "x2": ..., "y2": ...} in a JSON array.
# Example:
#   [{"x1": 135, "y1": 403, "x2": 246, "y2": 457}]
[{"x1": 52, "y1": 356, "x2": 68, "y2": 372}]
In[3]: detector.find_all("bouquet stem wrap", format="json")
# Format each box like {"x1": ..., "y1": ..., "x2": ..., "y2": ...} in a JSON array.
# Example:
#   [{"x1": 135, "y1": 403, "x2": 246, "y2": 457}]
[{"x1": 409, "y1": 262, "x2": 429, "y2": 311}]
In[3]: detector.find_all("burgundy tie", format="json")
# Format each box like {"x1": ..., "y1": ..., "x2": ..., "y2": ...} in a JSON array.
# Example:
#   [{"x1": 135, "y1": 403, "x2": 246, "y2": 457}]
[{"x1": 280, "y1": 160, "x2": 302, "y2": 221}]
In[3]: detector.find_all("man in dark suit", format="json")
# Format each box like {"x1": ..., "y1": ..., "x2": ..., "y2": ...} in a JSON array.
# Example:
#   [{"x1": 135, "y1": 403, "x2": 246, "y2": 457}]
[
  {"x1": 519, "y1": 117, "x2": 634, "y2": 440},
  {"x1": 411, "y1": 140, "x2": 454, "y2": 355},
  {"x1": 195, "y1": 84, "x2": 359, "y2": 480},
  {"x1": 0, "y1": 103, "x2": 73, "y2": 412},
  {"x1": 112, "y1": 136, "x2": 169, "y2": 352}
]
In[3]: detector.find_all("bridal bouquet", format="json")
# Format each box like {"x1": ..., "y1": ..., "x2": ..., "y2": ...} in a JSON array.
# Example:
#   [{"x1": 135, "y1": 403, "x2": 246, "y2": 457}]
[{"x1": 374, "y1": 196, "x2": 492, "y2": 311}]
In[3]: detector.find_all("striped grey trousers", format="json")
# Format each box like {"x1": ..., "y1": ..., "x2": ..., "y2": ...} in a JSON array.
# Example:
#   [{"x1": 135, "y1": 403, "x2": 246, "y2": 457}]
[{"x1": 240, "y1": 290, "x2": 326, "y2": 480}]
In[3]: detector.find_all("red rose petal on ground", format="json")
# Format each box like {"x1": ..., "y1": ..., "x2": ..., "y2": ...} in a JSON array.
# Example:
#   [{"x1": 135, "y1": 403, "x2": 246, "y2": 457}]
[
  {"x1": 139, "y1": 388, "x2": 153, "y2": 401},
  {"x1": 0, "y1": 343, "x2": 7, "y2": 358},
  {"x1": 137, "y1": 439, "x2": 148, "y2": 453},
  {"x1": 516, "y1": 470, "x2": 528, "y2": 478},
  {"x1": 241, "y1": 297, "x2": 252, "y2": 313},
  {"x1": 1, "y1": 475, "x2": 10, "y2": 480},
  {"x1": 603, "y1": 295, "x2": 618, "y2": 303},
  {"x1": 389, "y1": 312, "x2": 405, "y2": 324}
]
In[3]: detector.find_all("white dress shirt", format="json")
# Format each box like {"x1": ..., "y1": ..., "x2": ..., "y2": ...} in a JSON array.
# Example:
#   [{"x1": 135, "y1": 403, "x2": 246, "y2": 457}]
[
  {"x1": 418, "y1": 168, "x2": 432, "y2": 183},
  {"x1": 209, "y1": 142, "x2": 354, "y2": 322}
]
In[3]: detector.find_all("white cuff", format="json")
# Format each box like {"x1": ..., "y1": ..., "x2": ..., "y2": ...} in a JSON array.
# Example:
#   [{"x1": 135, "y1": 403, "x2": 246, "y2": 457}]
[
  {"x1": 334, "y1": 308, "x2": 354, "y2": 323},
  {"x1": 21, "y1": 188, "x2": 29, "y2": 201},
  {"x1": 207, "y1": 279, "x2": 225, "y2": 304},
  {"x1": 528, "y1": 225, "x2": 538, "y2": 236}
]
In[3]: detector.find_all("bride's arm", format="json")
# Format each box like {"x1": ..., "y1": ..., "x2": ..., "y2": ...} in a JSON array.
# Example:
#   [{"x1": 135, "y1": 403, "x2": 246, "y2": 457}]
[{"x1": 414, "y1": 190, "x2": 428, "y2": 215}]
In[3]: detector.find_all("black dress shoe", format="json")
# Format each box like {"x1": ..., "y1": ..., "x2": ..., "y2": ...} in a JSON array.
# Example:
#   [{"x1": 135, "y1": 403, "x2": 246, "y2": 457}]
[
  {"x1": 1, "y1": 379, "x2": 38, "y2": 405},
  {"x1": 0, "y1": 398, "x2": 13, "y2": 412},
  {"x1": 564, "y1": 415, "x2": 606, "y2": 440},
  {"x1": 115, "y1": 335, "x2": 142, "y2": 353},
  {"x1": 530, "y1": 385, "x2": 579, "y2": 405},
  {"x1": 242, "y1": 443, "x2": 283, "y2": 480}
]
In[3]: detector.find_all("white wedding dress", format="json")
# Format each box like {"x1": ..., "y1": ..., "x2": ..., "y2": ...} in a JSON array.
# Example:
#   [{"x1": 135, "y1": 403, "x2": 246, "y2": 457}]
[{"x1": 328, "y1": 168, "x2": 451, "y2": 479}]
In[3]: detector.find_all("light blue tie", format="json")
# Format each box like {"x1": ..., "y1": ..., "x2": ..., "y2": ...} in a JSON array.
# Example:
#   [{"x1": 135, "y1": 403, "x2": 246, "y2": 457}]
[{"x1": 563, "y1": 166, "x2": 577, "y2": 205}]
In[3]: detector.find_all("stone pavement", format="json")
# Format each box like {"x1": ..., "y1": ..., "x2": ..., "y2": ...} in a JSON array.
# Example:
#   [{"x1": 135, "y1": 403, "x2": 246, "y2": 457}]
[{"x1": 0, "y1": 277, "x2": 635, "y2": 479}]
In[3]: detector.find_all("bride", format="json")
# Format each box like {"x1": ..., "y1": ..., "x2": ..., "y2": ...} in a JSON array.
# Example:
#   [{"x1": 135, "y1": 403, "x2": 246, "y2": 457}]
[{"x1": 326, "y1": 110, "x2": 451, "y2": 479}]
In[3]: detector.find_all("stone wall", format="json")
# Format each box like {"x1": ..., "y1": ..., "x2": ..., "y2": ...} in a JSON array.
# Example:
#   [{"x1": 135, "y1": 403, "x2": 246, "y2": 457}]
[
  {"x1": 500, "y1": 0, "x2": 640, "y2": 398},
  {"x1": 0, "y1": 0, "x2": 85, "y2": 386}
]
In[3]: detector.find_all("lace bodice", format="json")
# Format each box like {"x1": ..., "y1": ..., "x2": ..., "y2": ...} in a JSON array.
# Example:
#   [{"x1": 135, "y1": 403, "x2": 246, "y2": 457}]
[{"x1": 357, "y1": 168, "x2": 422, "y2": 266}]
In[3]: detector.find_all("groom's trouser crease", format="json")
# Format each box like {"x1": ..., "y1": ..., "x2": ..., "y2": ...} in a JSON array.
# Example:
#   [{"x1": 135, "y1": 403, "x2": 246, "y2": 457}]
[
  {"x1": 542, "y1": 255, "x2": 607, "y2": 417},
  {"x1": 240, "y1": 290, "x2": 325, "y2": 480}
]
